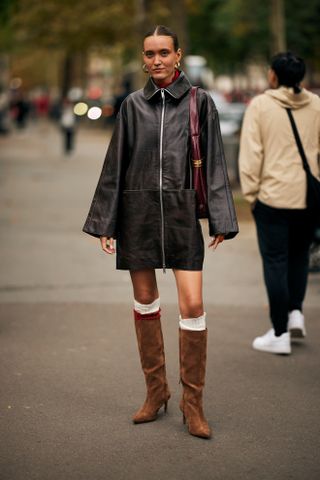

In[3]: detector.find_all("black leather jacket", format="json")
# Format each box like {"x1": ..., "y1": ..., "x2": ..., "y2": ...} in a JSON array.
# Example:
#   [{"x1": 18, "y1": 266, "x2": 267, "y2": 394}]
[{"x1": 83, "y1": 72, "x2": 238, "y2": 271}]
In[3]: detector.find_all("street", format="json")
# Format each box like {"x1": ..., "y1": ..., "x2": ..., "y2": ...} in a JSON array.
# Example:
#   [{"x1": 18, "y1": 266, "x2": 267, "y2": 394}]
[{"x1": 0, "y1": 121, "x2": 319, "y2": 480}]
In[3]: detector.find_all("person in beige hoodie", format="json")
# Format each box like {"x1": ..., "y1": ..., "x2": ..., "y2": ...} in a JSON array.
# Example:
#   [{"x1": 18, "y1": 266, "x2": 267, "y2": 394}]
[{"x1": 239, "y1": 52, "x2": 320, "y2": 355}]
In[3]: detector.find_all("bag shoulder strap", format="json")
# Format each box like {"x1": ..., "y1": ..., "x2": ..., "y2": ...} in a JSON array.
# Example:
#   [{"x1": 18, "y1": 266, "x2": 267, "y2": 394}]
[
  {"x1": 189, "y1": 86, "x2": 202, "y2": 161},
  {"x1": 286, "y1": 108, "x2": 311, "y2": 173},
  {"x1": 190, "y1": 86, "x2": 199, "y2": 137}
]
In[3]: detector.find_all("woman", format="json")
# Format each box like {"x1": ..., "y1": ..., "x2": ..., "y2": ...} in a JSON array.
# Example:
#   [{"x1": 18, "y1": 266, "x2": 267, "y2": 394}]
[
  {"x1": 239, "y1": 52, "x2": 320, "y2": 355},
  {"x1": 83, "y1": 25, "x2": 238, "y2": 439}
]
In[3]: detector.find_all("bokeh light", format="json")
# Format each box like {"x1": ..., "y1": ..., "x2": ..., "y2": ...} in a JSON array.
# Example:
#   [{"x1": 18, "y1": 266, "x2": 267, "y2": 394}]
[
  {"x1": 87, "y1": 86, "x2": 103, "y2": 100},
  {"x1": 68, "y1": 87, "x2": 83, "y2": 102},
  {"x1": 10, "y1": 77, "x2": 23, "y2": 89},
  {"x1": 87, "y1": 106, "x2": 102, "y2": 120},
  {"x1": 101, "y1": 104, "x2": 114, "y2": 117},
  {"x1": 74, "y1": 102, "x2": 88, "y2": 116}
]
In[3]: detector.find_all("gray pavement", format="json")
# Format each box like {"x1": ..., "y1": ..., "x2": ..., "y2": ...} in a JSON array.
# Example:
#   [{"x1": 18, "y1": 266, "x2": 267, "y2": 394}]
[{"x1": 0, "y1": 122, "x2": 319, "y2": 480}]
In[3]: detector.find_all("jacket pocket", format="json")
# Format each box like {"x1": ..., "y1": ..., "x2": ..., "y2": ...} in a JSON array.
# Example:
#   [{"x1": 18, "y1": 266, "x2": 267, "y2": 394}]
[
  {"x1": 117, "y1": 190, "x2": 162, "y2": 263},
  {"x1": 163, "y1": 189, "x2": 197, "y2": 229},
  {"x1": 162, "y1": 189, "x2": 203, "y2": 265}
]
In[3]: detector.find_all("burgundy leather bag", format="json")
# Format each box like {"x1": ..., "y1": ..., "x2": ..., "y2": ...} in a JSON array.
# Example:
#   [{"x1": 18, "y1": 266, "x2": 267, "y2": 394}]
[{"x1": 189, "y1": 86, "x2": 208, "y2": 218}]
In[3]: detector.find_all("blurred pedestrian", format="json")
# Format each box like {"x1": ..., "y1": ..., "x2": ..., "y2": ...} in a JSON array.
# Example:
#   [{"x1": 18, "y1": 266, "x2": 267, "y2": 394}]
[
  {"x1": 0, "y1": 88, "x2": 10, "y2": 134},
  {"x1": 60, "y1": 98, "x2": 76, "y2": 155},
  {"x1": 83, "y1": 25, "x2": 238, "y2": 438},
  {"x1": 309, "y1": 228, "x2": 320, "y2": 273},
  {"x1": 239, "y1": 52, "x2": 320, "y2": 355},
  {"x1": 112, "y1": 80, "x2": 131, "y2": 117},
  {"x1": 11, "y1": 92, "x2": 30, "y2": 129}
]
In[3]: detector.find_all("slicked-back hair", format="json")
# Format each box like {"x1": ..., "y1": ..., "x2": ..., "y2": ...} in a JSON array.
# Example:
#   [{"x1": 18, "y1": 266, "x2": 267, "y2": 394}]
[{"x1": 143, "y1": 25, "x2": 179, "y2": 52}]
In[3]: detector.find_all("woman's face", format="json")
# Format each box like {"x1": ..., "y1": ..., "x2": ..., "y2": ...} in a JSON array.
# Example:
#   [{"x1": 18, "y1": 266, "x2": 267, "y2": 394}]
[{"x1": 143, "y1": 35, "x2": 182, "y2": 85}]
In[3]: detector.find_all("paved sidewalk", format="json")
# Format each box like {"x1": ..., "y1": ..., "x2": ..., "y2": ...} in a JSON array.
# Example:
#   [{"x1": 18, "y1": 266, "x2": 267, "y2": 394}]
[{"x1": 0, "y1": 123, "x2": 319, "y2": 480}]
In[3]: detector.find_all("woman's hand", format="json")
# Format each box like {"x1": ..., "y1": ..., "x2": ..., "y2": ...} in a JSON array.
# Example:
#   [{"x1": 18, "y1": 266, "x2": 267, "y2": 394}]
[
  {"x1": 100, "y1": 236, "x2": 116, "y2": 254},
  {"x1": 208, "y1": 234, "x2": 225, "y2": 250}
]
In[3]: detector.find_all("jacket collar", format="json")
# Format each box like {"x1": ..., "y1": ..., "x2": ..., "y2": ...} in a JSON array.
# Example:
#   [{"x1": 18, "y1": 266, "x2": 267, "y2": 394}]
[{"x1": 143, "y1": 71, "x2": 192, "y2": 100}]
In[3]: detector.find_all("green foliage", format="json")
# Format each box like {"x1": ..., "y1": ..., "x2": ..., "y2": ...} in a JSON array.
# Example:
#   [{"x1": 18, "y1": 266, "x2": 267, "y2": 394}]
[
  {"x1": 2, "y1": 0, "x2": 320, "y2": 75},
  {"x1": 187, "y1": 0, "x2": 320, "y2": 73},
  {"x1": 188, "y1": 0, "x2": 268, "y2": 72},
  {"x1": 0, "y1": 0, "x2": 17, "y2": 50},
  {"x1": 6, "y1": 0, "x2": 136, "y2": 52},
  {"x1": 286, "y1": 0, "x2": 320, "y2": 67}
]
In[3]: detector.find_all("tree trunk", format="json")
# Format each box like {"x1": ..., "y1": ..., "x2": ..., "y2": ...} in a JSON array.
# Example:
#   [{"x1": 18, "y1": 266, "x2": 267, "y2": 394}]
[
  {"x1": 61, "y1": 52, "x2": 74, "y2": 99},
  {"x1": 270, "y1": 0, "x2": 287, "y2": 54},
  {"x1": 170, "y1": 0, "x2": 189, "y2": 55}
]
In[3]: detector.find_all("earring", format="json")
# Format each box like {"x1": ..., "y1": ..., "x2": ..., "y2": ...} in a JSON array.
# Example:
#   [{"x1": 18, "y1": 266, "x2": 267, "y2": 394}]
[
  {"x1": 142, "y1": 64, "x2": 149, "y2": 73},
  {"x1": 175, "y1": 61, "x2": 181, "y2": 69}
]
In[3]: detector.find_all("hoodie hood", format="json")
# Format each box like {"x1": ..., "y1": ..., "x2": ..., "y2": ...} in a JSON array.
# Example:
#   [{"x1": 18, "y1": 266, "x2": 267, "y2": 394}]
[{"x1": 265, "y1": 86, "x2": 313, "y2": 109}]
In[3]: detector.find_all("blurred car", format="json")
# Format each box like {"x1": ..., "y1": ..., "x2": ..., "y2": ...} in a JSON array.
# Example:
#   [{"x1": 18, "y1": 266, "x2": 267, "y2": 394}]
[{"x1": 208, "y1": 90, "x2": 246, "y2": 137}]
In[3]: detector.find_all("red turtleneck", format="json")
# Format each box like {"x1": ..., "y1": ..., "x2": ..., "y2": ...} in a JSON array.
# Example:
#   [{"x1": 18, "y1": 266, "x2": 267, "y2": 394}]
[{"x1": 155, "y1": 69, "x2": 180, "y2": 88}]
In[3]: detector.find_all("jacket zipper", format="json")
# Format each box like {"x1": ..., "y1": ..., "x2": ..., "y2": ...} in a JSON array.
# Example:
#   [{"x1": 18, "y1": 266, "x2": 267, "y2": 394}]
[{"x1": 160, "y1": 89, "x2": 166, "y2": 273}]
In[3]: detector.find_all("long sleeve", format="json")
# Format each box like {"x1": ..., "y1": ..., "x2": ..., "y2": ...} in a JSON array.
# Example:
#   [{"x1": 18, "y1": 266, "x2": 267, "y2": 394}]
[
  {"x1": 82, "y1": 102, "x2": 128, "y2": 238},
  {"x1": 200, "y1": 92, "x2": 239, "y2": 239},
  {"x1": 239, "y1": 98, "x2": 264, "y2": 204}
]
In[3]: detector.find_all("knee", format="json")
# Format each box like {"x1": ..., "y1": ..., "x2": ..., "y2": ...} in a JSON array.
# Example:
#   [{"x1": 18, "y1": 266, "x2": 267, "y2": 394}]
[
  {"x1": 180, "y1": 297, "x2": 203, "y2": 319},
  {"x1": 134, "y1": 290, "x2": 158, "y2": 305}
]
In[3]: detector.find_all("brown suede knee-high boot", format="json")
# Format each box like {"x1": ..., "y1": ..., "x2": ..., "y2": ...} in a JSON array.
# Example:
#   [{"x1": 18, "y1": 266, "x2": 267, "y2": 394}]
[
  {"x1": 179, "y1": 328, "x2": 211, "y2": 439},
  {"x1": 133, "y1": 309, "x2": 171, "y2": 423}
]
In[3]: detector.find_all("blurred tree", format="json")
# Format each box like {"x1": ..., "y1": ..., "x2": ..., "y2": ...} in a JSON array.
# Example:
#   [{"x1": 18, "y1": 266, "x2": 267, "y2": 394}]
[
  {"x1": 270, "y1": 0, "x2": 286, "y2": 53},
  {"x1": 187, "y1": 0, "x2": 270, "y2": 73},
  {"x1": 6, "y1": 0, "x2": 192, "y2": 93},
  {"x1": 10, "y1": 0, "x2": 135, "y2": 50},
  {"x1": 286, "y1": 0, "x2": 320, "y2": 79},
  {"x1": 0, "y1": 0, "x2": 17, "y2": 51},
  {"x1": 2, "y1": 0, "x2": 320, "y2": 91},
  {"x1": 7, "y1": 0, "x2": 136, "y2": 95},
  {"x1": 187, "y1": 0, "x2": 320, "y2": 75}
]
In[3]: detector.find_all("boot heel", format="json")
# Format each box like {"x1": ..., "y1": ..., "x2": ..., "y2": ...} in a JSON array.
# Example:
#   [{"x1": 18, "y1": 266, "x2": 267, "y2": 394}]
[
  {"x1": 182, "y1": 413, "x2": 186, "y2": 424},
  {"x1": 164, "y1": 400, "x2": 168, "y2": 413}
]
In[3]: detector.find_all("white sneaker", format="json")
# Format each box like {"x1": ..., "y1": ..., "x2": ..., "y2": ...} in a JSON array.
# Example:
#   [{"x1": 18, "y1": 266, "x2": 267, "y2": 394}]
[
  {"x1": 252, "y1": 329, "x2": 291, "y2": 355},
  {"x1": 288, "y1": 310, "x2": 306, "y2": 338}
]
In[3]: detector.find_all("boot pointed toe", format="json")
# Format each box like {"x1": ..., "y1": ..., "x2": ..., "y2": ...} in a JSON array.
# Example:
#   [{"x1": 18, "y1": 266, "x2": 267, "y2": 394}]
[
  {"x1": 189, "y1": 424, "x2": 211, "y2": 439},
  {"x1": 132, "y1": 392, "x2": 170, "y2": 424},
  {"x1": 133, "y1": 410, "x2": 157, "y2": 424}
]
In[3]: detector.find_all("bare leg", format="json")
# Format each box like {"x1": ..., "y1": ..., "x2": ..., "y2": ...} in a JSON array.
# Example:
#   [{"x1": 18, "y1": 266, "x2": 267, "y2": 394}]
[
  {"x1": 173, "y1": 269, "x2": 204, "y2": 319},
  {"x1": 130, "y1": 269, "x2": 159, "y2": 304}
]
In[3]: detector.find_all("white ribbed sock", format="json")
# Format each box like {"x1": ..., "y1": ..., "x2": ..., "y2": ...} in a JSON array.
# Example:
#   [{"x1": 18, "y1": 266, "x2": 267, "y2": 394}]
[
  {"x1": 179, "y1": 312, "x2": 206, "y2": 331},
  {"x1": 134, "y1": 297, "x2": 160, "y2": 314}
]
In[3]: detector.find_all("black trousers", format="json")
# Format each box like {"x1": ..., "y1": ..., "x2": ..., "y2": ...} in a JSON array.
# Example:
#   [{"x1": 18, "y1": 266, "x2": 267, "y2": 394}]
[
  {"x1": 63, "y1": 128, "x2": 74, "y2": 154},
  {"x1": 253, "y1": 201, "x2": 315, "y2": 336}
]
